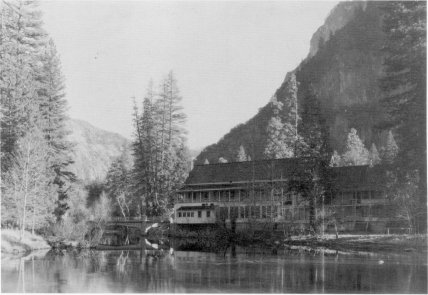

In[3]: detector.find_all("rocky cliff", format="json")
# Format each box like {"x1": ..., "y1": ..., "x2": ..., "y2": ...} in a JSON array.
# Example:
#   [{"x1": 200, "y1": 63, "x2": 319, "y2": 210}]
[
  {"x1": 66, "y1": 119, "x2": 131, "y2": 182},
  {"x1": 196, "y1": 1, "x2": 389, "y2": 164}
]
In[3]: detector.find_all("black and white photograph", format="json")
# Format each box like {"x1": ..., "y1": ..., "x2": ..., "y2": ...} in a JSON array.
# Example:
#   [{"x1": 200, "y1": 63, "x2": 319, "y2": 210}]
[{"x1": 0, "y1": 0, "x2": 427, "y2": 293}]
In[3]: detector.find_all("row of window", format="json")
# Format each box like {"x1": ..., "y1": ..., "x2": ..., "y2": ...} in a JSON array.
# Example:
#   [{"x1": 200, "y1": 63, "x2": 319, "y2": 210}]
[
  {"x1": 217, "y1": 203, "x2": 390, "y2": 221},
  {"x1": 180, "y1": 190, "x2": 384, "y2": 204},
  {"x1": 180, "y1": 190, "x2": 296, "y2": 203},
  {"x1": 177, "y1": 210, "x2": 212, "y2": 218}
]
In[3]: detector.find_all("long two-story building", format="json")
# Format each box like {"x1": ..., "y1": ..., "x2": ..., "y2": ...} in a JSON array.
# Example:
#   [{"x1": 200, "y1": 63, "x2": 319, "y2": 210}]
[{"x1": 174, "y1": 158, "x2": 396, "y2": 233}]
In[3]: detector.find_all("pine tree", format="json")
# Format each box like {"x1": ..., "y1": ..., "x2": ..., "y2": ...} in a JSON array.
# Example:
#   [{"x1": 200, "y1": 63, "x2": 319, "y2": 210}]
[
  {"x1": 236, "y1": 145, "x2": 247, "y2": 162},
  {"x1": 341, "y1": 128, "x2": 369, "y2": 166},
  {"x1": 381, "y1": 130, "x2": 398, "y2": 164},
  {"x1": 380, "y1": 2, "x2": 426, "y2": 231},
  {"x1": 329, "y1": 150, "x2": 341, "y2": 167},
  {"x1": 132, "y1": 75, "x2": 189, "y2": 217},
  {"x1": 105, "y1": 147, "x2": 136, "y2": 217},
  {"x1": 204, "y1": 159, "x2": 209, "y2": 165},
  {"x1": 0, "y1": 0, "x2": 47, "y2": 169},
  {"x1": 368, "y1": 143, "x2": 381, "y2": 166},
  {"x1": 381, "y1": 1, "x2": 426, "y2": 172},
  {"x1": 297, "y1": 85, "x2": 330, "y2": 159},
  {"x1": 264, "y1": 73, "x2": 301, "y2": 159},
  {"x1": 264, "y1": 117, "x2": 294, "y2": 159},
  {"x1": 37, "y1": 39, "x2": 75, "y2": 220}
]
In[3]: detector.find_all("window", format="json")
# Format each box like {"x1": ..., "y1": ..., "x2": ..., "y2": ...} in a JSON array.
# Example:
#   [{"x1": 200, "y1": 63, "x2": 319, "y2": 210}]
[
  {"x1": 362, "y1": 191, "x2": 370, "y2": 199},
  {"x1": 267, "y1": 205, "x2": 272, "y2": 218},
  {"x1": 203, "y1": 192, "x2": 209, "y2": 201},
  {"x1": 178, "y1": 212, "x2": 182, "y2": 217},
  {"x1": 198, "y1": 211, "x2": 202, "y2": 218},
  {"x1": 261, "y1": 206, "x2": 267, "y2": 218},
  {"x1": 191, "y1": 212, "x2": 194, "y2": 217},
  {"x1": 240, "y1": 206, "x2": 245, "y2": 218},
  {"x1": 193, "y1": 193, "x2": 197, "y2": 202},
  {"x1": 230, "y1": 207, "x2": 238, "y2": 219},
  {"x1": 283, "y1": 193, "x2": 292, "y2": 205},
  {"x1": 206, "y1": 210, "x2": 211, "y2": 218}
]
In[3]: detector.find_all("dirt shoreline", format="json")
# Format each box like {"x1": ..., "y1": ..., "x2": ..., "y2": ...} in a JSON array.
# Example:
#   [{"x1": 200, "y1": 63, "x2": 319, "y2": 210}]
[{"x1": 278, "y1": 234, "x2": 428, "y2": 253}]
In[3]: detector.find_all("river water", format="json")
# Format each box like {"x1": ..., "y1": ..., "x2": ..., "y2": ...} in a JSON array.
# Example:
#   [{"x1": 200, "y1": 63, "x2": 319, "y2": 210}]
[{"x1": 1, "y1": 240, "x2": 427, "y2": 293}]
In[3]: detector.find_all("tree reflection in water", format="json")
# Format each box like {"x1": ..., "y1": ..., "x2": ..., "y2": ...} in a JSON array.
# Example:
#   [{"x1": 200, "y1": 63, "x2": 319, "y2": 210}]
[{"x1": 1, "y1": 240, "x2": 427, "y2": 293}]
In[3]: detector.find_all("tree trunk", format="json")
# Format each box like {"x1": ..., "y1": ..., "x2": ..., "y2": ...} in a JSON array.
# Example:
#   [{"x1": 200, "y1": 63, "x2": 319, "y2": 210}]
[
  {"x1": 20, "y1": 144, "x2": 31, "y2": 241},
  {"x1": 31, "y1": 207, "x2": 35, "y2": 235}
]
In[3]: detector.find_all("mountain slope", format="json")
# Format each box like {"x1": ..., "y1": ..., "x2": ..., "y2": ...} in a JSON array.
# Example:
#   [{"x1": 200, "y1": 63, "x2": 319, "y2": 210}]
[
  {"x1": 196, "y1": 1, "x2": 389, "y2": 164},
  {"x1": 66, "y1": 119, "x2": 130, "y2": 182}
]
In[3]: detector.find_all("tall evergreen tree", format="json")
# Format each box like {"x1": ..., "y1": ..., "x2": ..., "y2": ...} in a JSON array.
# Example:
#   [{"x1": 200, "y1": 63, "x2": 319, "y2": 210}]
[
  {"x1": 380, "y1": 1, "x2": 426, "y2": 231},
  {"x1": 0, "y1": 0, "x2": 47, "y2": 168},
  {"x1": 264, "y1": 73, "x2": 302, "y2": 159},
  {"x1": 38, "y1": 39, "x2": 75, "y2": 220},
  {"x1": 132, "y1": 74, "x2": 189, "y2": 217},
  {"x1": 368, "y1": 143, "x2": 381, "y2": 166},
  {"x1": 236, "y1": 145, "x2": 248, "y2": 162},
  {"x1": 381, "y1": 130, "x2": 398, "y2": 164},
  {"x1": 341, "y1": 128, "x2": 369, "y2": 166},
  {"x1": 381, "y1": 1, "x2": 426, "y2": 172}
]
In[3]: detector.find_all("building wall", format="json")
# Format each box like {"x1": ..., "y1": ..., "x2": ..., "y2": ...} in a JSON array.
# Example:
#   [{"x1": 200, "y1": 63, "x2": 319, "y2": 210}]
[{"x1": 175, "y1": 185, "x2": 394, "y2": 233}]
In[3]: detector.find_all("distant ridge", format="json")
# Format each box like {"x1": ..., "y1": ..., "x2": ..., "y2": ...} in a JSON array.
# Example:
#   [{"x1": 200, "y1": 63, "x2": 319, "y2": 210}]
[{"x1": 66, "y1": 118, "x2": 131, "y2": 182}]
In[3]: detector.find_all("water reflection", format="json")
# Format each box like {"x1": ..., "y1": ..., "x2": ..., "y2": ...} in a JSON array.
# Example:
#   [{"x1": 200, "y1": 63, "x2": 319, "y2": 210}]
[{"x1": 1, "y1": 241, "x2": 427, "y2": 293}]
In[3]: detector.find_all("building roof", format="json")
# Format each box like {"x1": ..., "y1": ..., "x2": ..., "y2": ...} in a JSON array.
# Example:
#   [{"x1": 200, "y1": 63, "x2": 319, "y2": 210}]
[
  {"x1": 182, "y1": 158, "x2": 386, "y2": 190},
  {"x1": 329, "y1": 164, "x2": 386, "y2": 189},
  {"x1": 185, "y1": 158, "x2": 317, "y2": 185}
]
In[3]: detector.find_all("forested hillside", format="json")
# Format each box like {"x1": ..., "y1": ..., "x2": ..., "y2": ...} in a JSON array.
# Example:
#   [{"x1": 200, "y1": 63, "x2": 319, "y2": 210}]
[
  {"x1": 196, "y1": 2, "x2": 390, "y2": 164},
  {"x1": 67, "y1": 119, "x2": 130, "y2": 182}
]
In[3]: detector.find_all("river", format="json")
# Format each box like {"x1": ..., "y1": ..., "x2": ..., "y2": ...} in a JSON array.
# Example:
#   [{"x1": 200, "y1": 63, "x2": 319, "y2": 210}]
[{"x1": 1, "y1": 239, "x2": 427, "y2": 293}]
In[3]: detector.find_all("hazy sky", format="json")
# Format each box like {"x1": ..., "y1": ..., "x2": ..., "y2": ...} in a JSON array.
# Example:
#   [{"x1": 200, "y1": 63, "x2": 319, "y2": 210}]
[{"x1": 40, "y1": 0, "x2": 338, "y2": 150}]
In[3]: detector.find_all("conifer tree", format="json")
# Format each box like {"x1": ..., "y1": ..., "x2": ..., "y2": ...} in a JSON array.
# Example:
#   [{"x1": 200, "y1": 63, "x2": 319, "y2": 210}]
[
  {"x1": 264, "y1": 73, "x2": 302, "y2": 159},
  {"x1": 236, "y1": 145, "x2": 247, "y2": 162},
  {"x1": 368, "y1": 143, "x2": 381, "y2": 166},
  {"x1": 329, "y1": 150, "x2": 341, "y2": 167},
  {"x1": 204, "y1": 159, "x2": 209, "y2": 165},
  {"x1": 341, "y1": 128, "x2": 369, "y2": 166},
  {"x1": 380, "y1": 1, "x2": 426, "y2": 231},
  {"x1": 381, "y1": 130, "x2": 398, "y2": 164},
  {"x1": 132, "y1": 75, "x2": 189, "y2": 217},
  {"x1": 0, "y1": 0, "x2": 47, "y2": 168},
  {"x1": 381, "y1": 1, "x2": 426, "y2": 172}
]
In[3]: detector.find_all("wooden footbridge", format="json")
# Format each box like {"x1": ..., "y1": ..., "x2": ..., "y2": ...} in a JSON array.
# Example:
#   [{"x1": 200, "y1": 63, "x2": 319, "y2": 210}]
[{"x1": 106, "y1": 216, "x2": 171, "y2": 235}]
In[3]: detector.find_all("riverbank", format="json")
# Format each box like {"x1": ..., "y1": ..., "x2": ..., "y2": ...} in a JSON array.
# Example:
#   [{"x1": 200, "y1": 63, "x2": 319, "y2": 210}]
[
  {"x1": 1, "y1": 229, "x2": 51, "y2": 254},
  {"x1": 278, "y1": 234, "x2": 428, "y2": 253}
]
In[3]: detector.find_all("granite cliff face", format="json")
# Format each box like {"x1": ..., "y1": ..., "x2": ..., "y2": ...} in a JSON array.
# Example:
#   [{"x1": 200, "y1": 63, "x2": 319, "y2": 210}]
[
  {"x1": 66, "y1": 119, "x2": 130, "y2": 182},
  {"x1": 196, "y1": 1, "x2": 389, "y2": 164}
]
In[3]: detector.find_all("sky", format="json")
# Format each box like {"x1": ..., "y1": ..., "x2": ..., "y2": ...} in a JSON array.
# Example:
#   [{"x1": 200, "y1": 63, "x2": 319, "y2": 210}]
[{"x1": 39, "y1": 0, "x2": 338, "y2": 150}]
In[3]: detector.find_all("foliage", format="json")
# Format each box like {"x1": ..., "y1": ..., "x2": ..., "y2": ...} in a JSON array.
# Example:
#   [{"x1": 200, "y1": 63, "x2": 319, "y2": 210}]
[
  {"x1": 264, "y1": 73, "x2": 300, "y2": 159},
  {"x1": 132, "y1": 72, "x2": 190, "y2": 217},
  {"x1": 380, "y1": 130, "x2": 398, "y2": 164},
  {"x1": 385, "y1": 170, "x2": 425, "y2": 233},
  {"x1": 1, "y1": 1, "x2": 75, "y2": 229},
  {"x1": 329, "y1": 150, "x2": 341, "y2": 167},
  {"x1": 218, "y1": 157, "x2": 228, "y2": 163},
  {"x1": 1, "y1": 129, "x2": 56, "y2": 238},
  {"x1": 380, "y1": 1, "x2": 426, "y2": 232},
  {"x1": 368, "y1": 143, "x2": 381, "y2": 166},
  {"x1": 105, "y1": 147, "x2": 138, "y2": 217},
  {"x1": 236, "y1": 145, "x2": 248, "y2": 162},
  {"x1": 340, "y1": 128, "x2": 369, "y2": 166}
]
